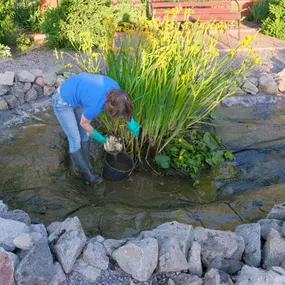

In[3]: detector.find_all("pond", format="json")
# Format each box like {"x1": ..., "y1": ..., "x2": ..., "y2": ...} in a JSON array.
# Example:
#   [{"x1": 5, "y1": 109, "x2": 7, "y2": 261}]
[{"x1": 1, "y1": 103, "x2": 285, "y2": 238}]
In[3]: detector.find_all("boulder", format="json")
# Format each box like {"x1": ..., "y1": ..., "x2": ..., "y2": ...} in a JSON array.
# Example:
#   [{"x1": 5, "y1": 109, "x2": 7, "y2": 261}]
[
  {"x1": 194, "y1": 227, "x2": 245, "y2": 268},
  {"x1": 259, "y1": 73, "x2": 278, "y2": 94},
  {"x1": 263, "y1": 228, "x2": 285, "y2": 269},
  {"x1": 0, "y1": 97, "x2": 8, "y2": 110},
  {"x1": 204, "y1": 268, "x2": 234, "y2": 285},
  {"x1": 49, "y1": 262, "x2": 66, "y2": 285},
  {"x1": 0, "y1": 85, "x2": 10, "y2": 96},
  {"x1": 35, "y1": 77, "x2": 44, "y2": 87},
  {"x1": 44, "y1": 85, "x2": 56, "y2": 96},
  {"x1": 13, "y1": 233, "x2": 34, "y2": 250},
  {"x1": 140, "y1": 221, "x2": 194, "y2": 258},
  {"x1": 208, "y1": 256, "x2": 244, "y2": 274},
  {"x1": 188, "y1": 241, "x2": 202, "y2": 277},
  {"x1": 103, "y1": 239, "x2": 126, "y2": 256},
  {"x1": 30, "y1": 69, "x2": 43, "y2": 77},
  {"x1": 33, "y1": 83, "x2": 43, "y2": 96},
  {"x1": 0, "y1": 217, "x2": 29, "y2": 251},
  {"x1": 173, "y1": 273, "x2": 203, "y2": 285},
  {"x1": 15, "y1": 237, "x2": 55, "y2": 285},
  {"x1": 23, "y1": 82, "x2": 31, "y2": 93},
  {"x1": 276, "y1": 78, "x2": 285, "y2": 93},
  {"x1": 267, "y1": 203, "x2": 285, "y2": 220},
  {"x1": 278, "y1": 68, "x2": 285, "y2": 78},
  {"x1": 43, "y1": 72, "x2": 56, "y2": 86},
  {"x1": 12, "y1": 82, "x2": 25, "y2": 104},
  {"x1": 0, "y1": 252, "x2": 16, "y2": 285},
  {"x1": 247, "y1": 77, "x2": 258, "y2": 87},
  {"x1": 242, "y1": 80, "x2": 258, "y2": 95},
  {"x1": 112, "y1": 237, "x2": 158, "y2": 282},
  {"x1": 0, "y1": 72, "x2": 14, "y2": 86},
  {"x1": 72, "y1": 259, "x2": 101, "y2": 282},
  {"x1": 0, "y1": 201, "x2": 8, "y2": 213},
  {"x1": 258, "y1": 219, "x2": 283, "y2": 240},
  {"x1": 158, "y1": 237, "x2": 189, "y2": 273},
  {"x1": 17, "y1": 70, "x2": 36, "y2": 83},
  {"x1": 83, "y1": 238, "x2": 109, "y2": 270},
  {"x1": 49, "y1": 217, "x2": 87, "y2": 274},
  {"x1": 3, "y1": 95, "x2": 19, "y2": 108},
  {"x1": 25, "y1": 87, "x2": 37, "y2": 102},
  {"x1": 235, "y1": 265, "x2": 285, "y2": 285},
  {"x1": 29, "y1": 224, "x2": 48, "y2": 239},
  {"x1": 235, "y1": 223, "x2": 261, "y2": 267},
  {"x1": 0, "y1": 209, "x2": 31, "y2": 225},
  {"x1": 47, "y1": 221, "x2": 61, "y2": 235}
]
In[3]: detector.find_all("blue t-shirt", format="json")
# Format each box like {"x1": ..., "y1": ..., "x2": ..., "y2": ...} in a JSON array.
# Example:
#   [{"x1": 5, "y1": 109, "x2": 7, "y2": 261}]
[{"x1": 60, "y1": 73, "x2": 120, "y2": 120}]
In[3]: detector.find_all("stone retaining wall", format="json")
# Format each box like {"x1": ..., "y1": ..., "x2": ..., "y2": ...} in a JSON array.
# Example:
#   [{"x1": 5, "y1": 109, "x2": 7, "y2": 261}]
[
  {"x1": 1, "y1": 201, "x2": 285, "y2": 284},
  {"x1": 0, "y1": 70, "x2": 64, "y2": 111}
]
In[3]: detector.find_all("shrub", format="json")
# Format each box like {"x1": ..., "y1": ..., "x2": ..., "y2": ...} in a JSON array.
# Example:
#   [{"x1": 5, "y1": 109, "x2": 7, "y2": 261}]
[
  {"x1": 250, "y1": 0, "x2": 270, "y2": 23},
  {"x1": 0, "y1": 43, "x2": 11, "y2": 58},
  {"x1": 262, "y1": 0, "x2": 285, "y2": 40},
  {"x1": 60, "y1": 13, "x2": 259, "y2": 161},
  {"x1": 16, "y1": 33, "x2": 33, "y2": 52}
]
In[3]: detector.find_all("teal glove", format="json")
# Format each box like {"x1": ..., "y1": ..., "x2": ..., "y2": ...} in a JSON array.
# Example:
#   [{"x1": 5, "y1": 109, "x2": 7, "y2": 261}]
[
  {"x1": 127, "y1": 117, "x2": 140, "y2": 137},
  {"x1": 90, "y1": 129, "x2": 106, "y2": 144}
]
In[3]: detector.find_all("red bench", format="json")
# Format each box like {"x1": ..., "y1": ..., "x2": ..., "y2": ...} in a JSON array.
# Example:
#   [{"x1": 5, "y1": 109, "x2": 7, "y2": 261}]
[{"x1": 149, "y1": 0, "x2": 241, "y2": 40}]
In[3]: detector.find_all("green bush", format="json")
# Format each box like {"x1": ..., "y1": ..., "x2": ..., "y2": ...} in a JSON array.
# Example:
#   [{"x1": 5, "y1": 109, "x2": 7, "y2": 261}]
[
  {"x1": 262, "y1": 0, "x2": 285, "y2": 40},
  {"x1": 0, "y1": 43, "x2": 11, "y2": 58},
  {"x1": 250, "y1": 0, "x2": 270, "y2": 23},
  {"x1": 16, "y1": 33, "x2": 33, "y2": 52}
]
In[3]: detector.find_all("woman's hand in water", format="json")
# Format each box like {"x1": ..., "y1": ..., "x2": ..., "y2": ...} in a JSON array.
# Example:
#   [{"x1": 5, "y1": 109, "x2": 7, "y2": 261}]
[
  {"x1": 127, "y1": 117, "x2": 140, "y2": 137},
  {"x1": 91, "y1": 130, "x2": 107, "y2": 144}
]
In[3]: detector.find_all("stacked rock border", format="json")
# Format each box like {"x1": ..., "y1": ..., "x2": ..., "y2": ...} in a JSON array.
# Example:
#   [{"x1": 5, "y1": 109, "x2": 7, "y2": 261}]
[{"x1": 1, "y1": 200, "x2": 285, "y2": 284}]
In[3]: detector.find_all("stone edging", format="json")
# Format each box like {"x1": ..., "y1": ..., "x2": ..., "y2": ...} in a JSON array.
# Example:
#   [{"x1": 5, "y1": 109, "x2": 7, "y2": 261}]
[{"x1": 1, "y1": 200, "x2": 285, "y2": 284}]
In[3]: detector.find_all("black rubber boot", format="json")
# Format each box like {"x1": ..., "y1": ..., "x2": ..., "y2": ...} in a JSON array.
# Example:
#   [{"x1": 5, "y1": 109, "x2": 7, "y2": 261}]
[
  {"x1": 70, "y1": 149, "x2": 103, "y2": 184},
  {"x1": 81, "y1": 142, "x2": 90, "y2": 167}
]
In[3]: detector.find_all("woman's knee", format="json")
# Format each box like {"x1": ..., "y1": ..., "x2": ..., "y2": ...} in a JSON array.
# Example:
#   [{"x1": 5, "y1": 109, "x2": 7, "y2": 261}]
[{"x1": 68, "y1": 136, "x2": 81, "y2": 153}]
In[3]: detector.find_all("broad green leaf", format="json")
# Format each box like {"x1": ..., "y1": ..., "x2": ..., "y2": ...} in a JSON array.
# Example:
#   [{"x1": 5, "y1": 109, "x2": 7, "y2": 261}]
[
  {"x1": 155, "y1": 155, "x2": 171, "y2": 169},
  {"x1": 203, "y1": 132, "x2": 219, "y2": 150},
  {"x1": 224, "y1": 150, "x2": 235, "y2": 160}
]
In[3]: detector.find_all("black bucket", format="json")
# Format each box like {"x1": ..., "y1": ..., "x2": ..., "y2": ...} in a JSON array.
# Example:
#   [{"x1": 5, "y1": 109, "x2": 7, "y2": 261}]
[{"x1": 103, "y1": 152, "x2": 134, "y2": 181}]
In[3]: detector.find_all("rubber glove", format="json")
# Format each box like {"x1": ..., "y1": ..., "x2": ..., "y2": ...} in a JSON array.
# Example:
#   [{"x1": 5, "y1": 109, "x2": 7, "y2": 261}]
[
  {"x1": 127, "y1": 117, "x2": 140, "y2": 137},
  {"x1": 91, "y1": 129, "x2": 106, "y2": 144}
]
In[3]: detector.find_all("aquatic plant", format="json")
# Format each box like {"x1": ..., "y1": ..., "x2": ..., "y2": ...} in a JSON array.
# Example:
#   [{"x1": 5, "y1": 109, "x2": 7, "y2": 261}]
[{"x1": 58, "y1": 9, "x2": 260, "y2": 161}]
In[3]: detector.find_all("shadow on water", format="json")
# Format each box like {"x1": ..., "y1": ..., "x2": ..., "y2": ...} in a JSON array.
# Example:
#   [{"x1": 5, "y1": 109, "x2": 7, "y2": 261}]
[{"x1": 2, "y1": 105, "x2": 285, "y2": 238}]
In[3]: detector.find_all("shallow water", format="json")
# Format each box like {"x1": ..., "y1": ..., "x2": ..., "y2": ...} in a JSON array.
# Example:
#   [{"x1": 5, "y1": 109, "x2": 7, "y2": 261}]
[{"x1": 1, "y1": 104, "x2": 285, "y2": 238}]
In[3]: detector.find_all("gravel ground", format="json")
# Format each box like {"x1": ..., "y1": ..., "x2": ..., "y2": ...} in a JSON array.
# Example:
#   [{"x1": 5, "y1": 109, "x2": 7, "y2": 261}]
[{"x1": 0, "y1": 47, "x2": 284, "y2": 74}]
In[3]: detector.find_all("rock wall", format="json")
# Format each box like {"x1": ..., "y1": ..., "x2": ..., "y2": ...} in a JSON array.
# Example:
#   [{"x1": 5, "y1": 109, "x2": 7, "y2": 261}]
[
  {"x1": 1, "y1": 201, "x2": 285, "y2": 284},
  {"x1": 0, "y1": 70, "x2": 64, "y2": 111}
]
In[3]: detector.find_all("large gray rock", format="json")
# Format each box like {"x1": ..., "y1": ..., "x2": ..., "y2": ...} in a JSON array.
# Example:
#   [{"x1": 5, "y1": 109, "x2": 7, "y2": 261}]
[
  {"x1": 259, "y1": 73, "x2": 278, "y2": 94},
  {"x1": 33, "y1": 83, "x2": 43, "y2": 96},
  {"x1": 258, "y1": 219, "x2": 283, "y2": 240},
  {"x1": 204, "y1": 268, "x2": 234, "y2": 285},
  {"x1": 73, "y1": 259, "x2": 101, "y2": 282},
  {"x1": 49, "y1": 217, "x2": 87, "y2": 274},
  {"x1": 188, "y1": 241, "x2": 202, "y2": 277},
  {"x1": 248, "y1": 77, "x2": 258, "y2": 86},
  {"x1": 103, "y1": 238, "x2": 126, "y2": 256},
  {"x1": 0, "y1": 97, "x2": 8, "y2": 110},
  {"x1": 44, "y1": 85, "x2": 55, "y2": 96},
  {"x1": 25, "y1": 87, "x2": 37, "y2": 102},
  {"x1": 15, "y1": 237, "x2": 55, "y2": 285},
  {"x1": 30, "y1": 69, "x2": 43, "y2": 77},
  {"x1": 83, "y1": 238, "x2": 109, "y2": 270},
  {"x1": 49, "y1": 262, "x2": 66, "y2": 285},
  {"x1": 0, "y1": 209, "x2": 31, "y2": 225},
  {"x1": 0, "y1": 252, "x2": 16, "y2": 285},
  {"x1": 35, "y1": 77, "x2": 44, "y2": 87},
  {"x1": 0, "y1": 201, "x2": 8, "y2": 213},
  {"x1": 235, "y1": 223, "x2": 261, "y2": 267},
  {"x1": 0, "y1": 71, "x2": 14, "y2": 86},
  {"x1": 194, "y1": 228, "x2": 245, "y2": 268},
  {"x1": 235, "y1": 265, "x2": 285, "y2": 285},
  {"x1": 13, "y1": 233, "x2": 34, "y2": 250},
  {"x1": 0, "y1": 85, "x2": 10, "y2": 96},
  {"x1": 173, "y1": 273, "x2": 203, "y2": 285},
  {"x1": 17, "y1": 70, "x2": 36, "y2": 83},
  {"x1": 158, "y1": 237, "x2": 188, "y2": 273},
  {"x1": 23, "y1": 82, "x2": 31, "y2": 93},
  {"x1": 47, "y1": 221, "x2": 61, "y2": 235},
  {"x1": 112, "y1": 237, "x2": 158, "y2": 282},
  {"x1": 242, "y1": 80, "x2": 258, "y2": 95},
  {"x1": 140, "y1": 221, "x2": 194, "y2": 258},
  {"x1": 0, "y1": 217, "x2": 29, "y2": 251},
  {"x1": 12, "y1": 82, "x2": 25, "y2": 104},
  {"x1": 267, "y1": 203, "x2": 285, "y2": 220},
  {"x1": 29, "y1": 224, "x2": 48, "y2": 238},
  {"x1": 3, "y1": 95, "x2": 19, "y2": 108},
  {"x1": 43, "y1": 72, "x2": 56, "y2": 86},
  {"x1": 263, "y1": 228, "x2": 285, "y2": 269},
  {"x1": 208, "y1": 256, "x2": 244, "y2": 274}
]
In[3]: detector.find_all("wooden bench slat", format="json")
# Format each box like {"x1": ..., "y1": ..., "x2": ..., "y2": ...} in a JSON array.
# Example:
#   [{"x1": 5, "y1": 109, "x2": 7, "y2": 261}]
[
  {"x1": 152, "y1": 1, "x2": 231, "y2": 8},
  {"x1": 154, "y1": 12, "x2": 241, "y2": 21},
  {"x1": 154, "y1": 8, "x2": 231, "y2": 14}
]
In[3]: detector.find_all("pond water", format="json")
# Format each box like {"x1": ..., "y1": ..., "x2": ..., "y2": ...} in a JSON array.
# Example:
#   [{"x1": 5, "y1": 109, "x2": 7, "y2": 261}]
[{"x1": 1, "y1": 103, "x2": 285, "y2": 238}]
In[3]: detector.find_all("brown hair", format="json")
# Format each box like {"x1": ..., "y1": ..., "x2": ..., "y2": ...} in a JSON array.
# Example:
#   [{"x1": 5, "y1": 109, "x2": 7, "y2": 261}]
[{"x1": 105, "y1": 88, "x2": 133, "y2": 121}]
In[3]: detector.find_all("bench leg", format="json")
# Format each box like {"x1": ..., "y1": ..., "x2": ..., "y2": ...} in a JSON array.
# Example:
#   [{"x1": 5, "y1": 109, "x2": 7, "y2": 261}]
[{"x1": 224, "y1": 23, "x2": 231, "y2": 48}]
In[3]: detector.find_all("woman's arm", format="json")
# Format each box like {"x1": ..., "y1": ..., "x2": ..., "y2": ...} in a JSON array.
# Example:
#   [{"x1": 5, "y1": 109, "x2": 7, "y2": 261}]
[{"x1": 80, "y1": 115, "x2": 94, "y2": 135}]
